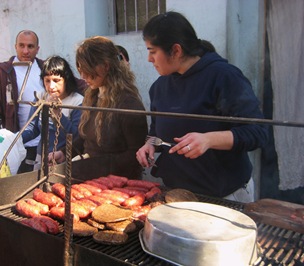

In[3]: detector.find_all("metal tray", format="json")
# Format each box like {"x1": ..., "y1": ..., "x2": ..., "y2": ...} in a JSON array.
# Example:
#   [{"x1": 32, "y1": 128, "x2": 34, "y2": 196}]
[{"x1": 140, "y1": 202, "x2": 258, "y2": 266}]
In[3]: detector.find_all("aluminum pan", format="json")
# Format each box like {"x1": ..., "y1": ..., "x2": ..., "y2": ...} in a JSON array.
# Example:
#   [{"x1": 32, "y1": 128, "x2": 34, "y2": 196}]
[{"x1": 140, "y1": 202, "x2": 258, "y2": 266}]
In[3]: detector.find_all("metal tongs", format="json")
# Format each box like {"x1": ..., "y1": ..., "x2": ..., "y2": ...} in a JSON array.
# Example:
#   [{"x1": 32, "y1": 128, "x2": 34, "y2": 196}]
[{"x1": 145, "y1": 135, "x2": 176, "y2": 147}]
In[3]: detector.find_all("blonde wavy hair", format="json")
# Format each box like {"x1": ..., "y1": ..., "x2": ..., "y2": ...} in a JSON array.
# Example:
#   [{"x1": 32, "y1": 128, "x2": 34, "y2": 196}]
[{"x1": 76, "y1": 36, "x2": 141, "y2": 145}]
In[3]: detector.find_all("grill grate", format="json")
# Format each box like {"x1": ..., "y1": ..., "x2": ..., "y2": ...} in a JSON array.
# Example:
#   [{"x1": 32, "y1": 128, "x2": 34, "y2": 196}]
[{"x1": 1, "y1": 196, "x2": 303, "y2": 266}]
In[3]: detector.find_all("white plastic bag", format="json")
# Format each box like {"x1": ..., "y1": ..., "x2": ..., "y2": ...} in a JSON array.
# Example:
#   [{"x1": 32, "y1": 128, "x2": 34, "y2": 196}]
[{"x1": 0, "y1": 129, "x2": 26, "y2": 175}]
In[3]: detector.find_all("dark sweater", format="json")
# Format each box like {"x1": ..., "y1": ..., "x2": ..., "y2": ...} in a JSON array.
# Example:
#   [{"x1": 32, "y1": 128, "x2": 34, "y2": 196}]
[
  {"x1": 149, "y1": 52, "x2": 268, "y2": 197},
  {"x1": 0, "y1": 56, "x2": 44, "y2": 132},
  {"x1": 69, "y1": 93, "x2": 148, "y2": 180}
]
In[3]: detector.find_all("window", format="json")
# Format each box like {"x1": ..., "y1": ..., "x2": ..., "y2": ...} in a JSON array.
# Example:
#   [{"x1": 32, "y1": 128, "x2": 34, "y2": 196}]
[{"x1": 115, "y1": 0, "x2": 166, "y2": 33}]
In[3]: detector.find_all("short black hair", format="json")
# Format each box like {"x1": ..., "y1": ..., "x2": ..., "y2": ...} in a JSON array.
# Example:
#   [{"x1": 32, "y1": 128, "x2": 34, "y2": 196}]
[{"x1": 40, "y1": 55, "x2": 77, "y2": 96}]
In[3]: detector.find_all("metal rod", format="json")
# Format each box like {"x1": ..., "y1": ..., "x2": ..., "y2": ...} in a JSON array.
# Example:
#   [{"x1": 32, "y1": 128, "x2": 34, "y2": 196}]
[
  {"x1": 18, "y1": 100, "x2": 304, "y2": 128},
  {"x1": 41, "y1": 104, "x2": 50, "y2": 181},
  {"x1": 0, "y1": 174, "x2": 48, "y2": 210},
  {"x1": 64, "y1": 134, "x2": 74, "y2": 266},
  {"x1": 12, "y1": 61, "x2": 32, "y2": 103},
  {"x1": 13, "y1": 175, "x2": 48, "y2": 202},
  {"x1": 0, "y1": 103, "x2": 43, "y2": 173}
]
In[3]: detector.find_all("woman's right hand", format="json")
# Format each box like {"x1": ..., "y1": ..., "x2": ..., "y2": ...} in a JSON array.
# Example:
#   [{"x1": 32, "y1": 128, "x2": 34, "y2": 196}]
[
  {"x1": 48, "y1": 151, "x2": 66, "y2": 165},
  {"x1": 136, "y1": 143, "x2": 156, "y2": 168}
]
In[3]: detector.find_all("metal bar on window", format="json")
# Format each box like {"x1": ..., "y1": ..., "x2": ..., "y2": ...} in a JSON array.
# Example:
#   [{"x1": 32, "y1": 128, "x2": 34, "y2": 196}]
[
  {"x1": 117, "y1": 0, "x2": 164, "y2": 33},
  {"x1": 135, "y1": 0, "x2": 138, "y2": 32},
  {"x1": 124, "y1": 0, "x2": 127, "y2": 32},
  {"x1": 146, "y1": 0, "x2": 149, "y2": 21}
]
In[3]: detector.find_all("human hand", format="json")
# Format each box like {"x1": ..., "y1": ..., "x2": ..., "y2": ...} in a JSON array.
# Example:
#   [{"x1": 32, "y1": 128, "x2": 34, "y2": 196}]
[
  {"x1": 168, "y1": 132, "x2": 211, "y2": 159},
  {"x1": 169, "y1": 131, "x2": 234, "y2": 159},
  {"x1": 48, "y1": 94, "x2": 61, "y2": 116},
  {"x1": 48, "y1": 150, "x2": 66, "y2": 165},
  {"x1": 136, "y1": 143, "x2": 156, "y2": 168}
]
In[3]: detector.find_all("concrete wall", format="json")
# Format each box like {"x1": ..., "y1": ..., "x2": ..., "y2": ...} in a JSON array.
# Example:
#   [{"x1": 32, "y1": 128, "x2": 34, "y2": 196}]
[{"x1": 0, "y1": 0, "x2": 86, "y2": 75}]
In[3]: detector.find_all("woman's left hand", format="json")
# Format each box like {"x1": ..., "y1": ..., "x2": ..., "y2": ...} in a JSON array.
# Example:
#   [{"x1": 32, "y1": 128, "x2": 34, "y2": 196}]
[
  {"x1": 169, "y1": 131, "x2": 233, "y2": 159},
  {"x1": 169, "y1": 132, "x2": 209, "y2": 159}
]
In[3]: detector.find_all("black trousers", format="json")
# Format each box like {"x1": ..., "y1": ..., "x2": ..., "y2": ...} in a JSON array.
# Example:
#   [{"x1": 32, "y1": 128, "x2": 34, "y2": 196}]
[{"x1": 18, "y1": 146, "x2": 37, "y2": 173}]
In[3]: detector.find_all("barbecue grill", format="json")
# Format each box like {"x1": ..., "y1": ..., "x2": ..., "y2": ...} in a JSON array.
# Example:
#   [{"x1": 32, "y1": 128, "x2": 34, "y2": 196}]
[{"x1": 0, "y1": 167, "x2": 303, "y2": 266}]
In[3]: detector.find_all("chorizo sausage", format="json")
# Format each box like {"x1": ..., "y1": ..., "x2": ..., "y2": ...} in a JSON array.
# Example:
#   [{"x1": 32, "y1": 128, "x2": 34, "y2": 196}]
[
  {"x1": 79, "y1": 183, "x2": 102, "y2": 194},
  {"x1": 26, "y1": 198, "x2": 49, "y2": 215},
  {"x1": 21, "y1": 218, "x2": 48, "y2": 233},
  {"x1": 84, "y1": 180, "x2": 108, "y2": 190},
  {"x1": 121, "y1": 193, "x2": 146, "y2": 207},
  {"x1": 126, "y1": 180, "x2": 160, "y2": 190},
  {"x1": 33, "y1": 188, "x2": 63, "y2": 208},
  {"x1": 49, "y1": 206, "x2": 80, "y2": 223},
  {"x1": 32, "y1": 216, "x2": 60, "y2": 234},
  {"x1": 16, "y1": 200, "x2": 41, "y2": 218}
]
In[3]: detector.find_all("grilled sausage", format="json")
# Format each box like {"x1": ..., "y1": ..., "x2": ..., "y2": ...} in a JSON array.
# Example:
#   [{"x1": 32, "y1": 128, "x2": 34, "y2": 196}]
[
  {"x1": 26, "y1": 198, "x2": 49, "y2": 215},
  {"x1": 95, "y1": 192, "x2": 127, "y2": 204},
  {"x1": 21, "y1": 218, "x2": 48, "y2": 233},
  {"x1": 71, "y1": 203, "x2": 91, "y2": 219},
  {"x1": 145, "y1": 187, "x2": 162, "y2": 201},
  {"x1": 72, "y1": 184, "x2": 93, "y2": 197},
  {"x1": 126, "y1": 180, "x2": 160, "y2": 190},
  {"x1": 49, "y1": 206, "x2": 80, "y2": 223},
  {"x1": 78, "y1": 183, "x2": 102, "y2": 194},
  {"x1": 84, "y1": 180, "x2": 108, "y2": 190},
  {"x1": 76, "y1": 198, "x2": 98, "y2": 212},
  {"x1": 16, "y1": 200, "x2": 41, "y2": 218},
  {"x1": 112, "y1": 187, "x2": 145, "y2": 197},
  {"x1": 107, "y1": 174, "x2": 128, "y2": 186},
  {"x1": 32, "y1": 216, "x2": 60, "y2": 234},
  {"x1": 101, "y1": 189, "x2": 130, "y2": 199},
  {"x1": 123, "y1": 186, "x2": 150, "y2": 193},
  {"x1": 33, "y1": 188, "x2": 63, "y2": 207},
  {"x1": 52, "y1": 183, "x2": 84, "y2": 201},
  {"x1": 93, "y1": 177, "x2": 114, "y2": 189},
  {"x1": 131, "y1": 205, "x2": 152, "y2": 221},
  {"x1": 86, "y1": 195, "x2": 113, "y2": 206},
  {"x1": 51, "y1": 183, "x2": 67, "y2": 200},
  {"x1": 121, "y1": 193, "x2": 146, "y2": 207}
]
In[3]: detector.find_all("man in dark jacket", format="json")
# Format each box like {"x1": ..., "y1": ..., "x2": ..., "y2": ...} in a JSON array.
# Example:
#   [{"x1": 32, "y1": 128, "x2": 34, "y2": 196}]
[{"x1": 0, "y1": 30, "x2": 45, "y2": 172}]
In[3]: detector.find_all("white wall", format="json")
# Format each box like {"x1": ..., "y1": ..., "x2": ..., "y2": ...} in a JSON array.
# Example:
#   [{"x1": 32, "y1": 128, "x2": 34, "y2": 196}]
[
  {"x1": 0, "y1": 0, "x2": 265, "y2": 193},
  {"x1": 0, "y1": 0, "x2": 263, "y2": 111},
  {"x1": 166, "y1": 0, "x2": 227, "y2": 57},
  {"x1": 0, "y1": 0, "x2": 85, "y2": 76}
]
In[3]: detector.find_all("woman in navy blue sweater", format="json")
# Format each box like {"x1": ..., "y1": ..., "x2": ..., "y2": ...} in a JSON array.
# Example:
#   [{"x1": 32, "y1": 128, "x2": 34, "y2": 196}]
[{"x1": 136, "y1": 11, "x2": 268, "y2": 202}]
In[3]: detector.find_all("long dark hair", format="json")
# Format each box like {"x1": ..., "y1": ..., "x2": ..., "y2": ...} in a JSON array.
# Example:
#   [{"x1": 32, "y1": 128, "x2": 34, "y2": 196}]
[
  {"x1": 40, "y1": 55, "x2": 77, "y2": 96},
  {"x1": 143, "y1": 11, "x2": 215, "y2": 57}
]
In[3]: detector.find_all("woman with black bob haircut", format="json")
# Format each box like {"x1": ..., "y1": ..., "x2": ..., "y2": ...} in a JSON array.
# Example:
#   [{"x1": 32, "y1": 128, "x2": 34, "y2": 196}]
[
  {"x1": 22, "y1": 55, "x2": 84, "y2": 170},
  {"x1": 136, "y1": 11, "x2": 268, "y2": 203},
  {"x1": 40, "y1": 55, "x2": 78, "y2": 96}
]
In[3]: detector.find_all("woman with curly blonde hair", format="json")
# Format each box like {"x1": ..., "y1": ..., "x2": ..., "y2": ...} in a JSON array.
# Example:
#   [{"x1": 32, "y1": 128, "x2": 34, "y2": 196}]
[{"x1": 52, "y1": 36, "x2": 148, "y2": 179}]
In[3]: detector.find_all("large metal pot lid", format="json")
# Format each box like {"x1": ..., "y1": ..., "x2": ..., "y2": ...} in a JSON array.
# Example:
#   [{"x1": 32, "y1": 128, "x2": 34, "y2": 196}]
[{"x1": 145, "y1": 201, "x2": 256, "y2": 241}]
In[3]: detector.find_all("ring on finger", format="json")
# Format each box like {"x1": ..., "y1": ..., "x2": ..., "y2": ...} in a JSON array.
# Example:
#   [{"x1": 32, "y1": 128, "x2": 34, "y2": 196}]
[{"x1": 186, "y1": 145, "x2": 191, "y2": 151}]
